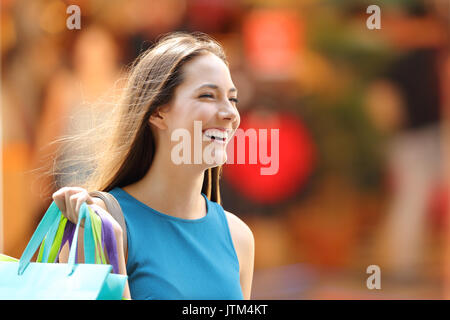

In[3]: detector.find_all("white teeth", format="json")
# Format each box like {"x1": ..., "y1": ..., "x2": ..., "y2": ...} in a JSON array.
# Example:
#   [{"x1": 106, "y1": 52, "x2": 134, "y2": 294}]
[{"x1": 203, "y1": 129, "x2": 228, "y2": 140}]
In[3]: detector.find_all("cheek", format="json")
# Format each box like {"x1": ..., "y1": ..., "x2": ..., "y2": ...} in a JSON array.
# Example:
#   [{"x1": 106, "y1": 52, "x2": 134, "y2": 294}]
[
  {"x1": 189, "y1": 103, "x2": 216, "y2": 126},
  {"x1": 167, "y1": 103, "x2": 194, "y2": 128},
  {"x1": 168, "y1": 105, "x2": 214, "y2": 140}
]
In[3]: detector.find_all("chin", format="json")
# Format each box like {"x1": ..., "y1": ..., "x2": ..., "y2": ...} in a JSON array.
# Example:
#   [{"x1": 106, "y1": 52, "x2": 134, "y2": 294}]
[
  {"x1": 206, "y1": 148, "x2": 227, "y2": 167},
  {"x1": 201, "y1": 140, "x2": 228, "y2": 166}
]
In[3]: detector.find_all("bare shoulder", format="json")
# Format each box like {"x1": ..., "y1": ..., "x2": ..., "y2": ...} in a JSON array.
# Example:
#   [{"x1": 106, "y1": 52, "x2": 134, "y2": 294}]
[
  {"x1": 224, "y1": 210, "x2": 254, "y2": 244},
  {"x1": 224, "y1": 210, "x2": 255, "y2": 268}
]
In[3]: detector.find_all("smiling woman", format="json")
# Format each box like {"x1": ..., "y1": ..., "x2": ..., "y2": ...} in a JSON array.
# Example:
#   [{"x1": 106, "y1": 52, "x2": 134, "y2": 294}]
[{"x1": 49, "y1": 31, "x2": 255, "y2": 300}]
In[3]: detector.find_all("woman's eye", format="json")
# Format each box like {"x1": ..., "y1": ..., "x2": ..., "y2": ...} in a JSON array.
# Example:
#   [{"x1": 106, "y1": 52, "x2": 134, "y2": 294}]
[{"x1": 199, "y1": 94, "x2": 238, "y2": 104}]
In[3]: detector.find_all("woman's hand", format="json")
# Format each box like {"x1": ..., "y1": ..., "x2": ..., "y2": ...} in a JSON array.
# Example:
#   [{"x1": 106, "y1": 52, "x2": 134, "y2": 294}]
[{"x1": 52, "y1": 186, "x2": 95, "y2": 227}]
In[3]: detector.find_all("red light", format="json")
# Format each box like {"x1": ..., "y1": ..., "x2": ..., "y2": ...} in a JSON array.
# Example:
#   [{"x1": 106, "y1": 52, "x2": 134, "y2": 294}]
[{"x1": 223, "y1": 111, "x2": 316, "y2": 204}]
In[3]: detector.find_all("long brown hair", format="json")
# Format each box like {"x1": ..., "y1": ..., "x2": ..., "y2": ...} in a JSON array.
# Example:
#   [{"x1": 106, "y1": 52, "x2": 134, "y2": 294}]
[{"x1": 46, "y1": 31, "x2": 227, "y2": 204}]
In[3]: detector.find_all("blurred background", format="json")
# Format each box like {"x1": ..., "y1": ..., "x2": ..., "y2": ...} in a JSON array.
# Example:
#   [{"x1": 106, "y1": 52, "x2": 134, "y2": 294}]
[{"x1": 1, "y1": 0, "x2": 450, "y2": 299}]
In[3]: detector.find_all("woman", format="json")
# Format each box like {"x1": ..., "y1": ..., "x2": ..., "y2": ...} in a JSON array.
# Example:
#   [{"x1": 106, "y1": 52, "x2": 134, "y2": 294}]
[{"x1": 52, "y1": 32, "x2": 255, "y2": 300}]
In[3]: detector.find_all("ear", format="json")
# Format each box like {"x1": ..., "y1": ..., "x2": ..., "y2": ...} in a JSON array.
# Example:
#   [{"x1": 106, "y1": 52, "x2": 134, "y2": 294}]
[{"x1": 149, "y1": 105, "x2": 170, "y2": 130}]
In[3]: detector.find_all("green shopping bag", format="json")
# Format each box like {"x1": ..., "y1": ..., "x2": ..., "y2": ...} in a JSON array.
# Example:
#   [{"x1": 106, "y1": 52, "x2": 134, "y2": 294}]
[
  {"x1": 0, "y1": 254, "x2": 18, "y2": 262},
  {"x1": 0, "y1": 201, "x2": 127, "y2": 300}
]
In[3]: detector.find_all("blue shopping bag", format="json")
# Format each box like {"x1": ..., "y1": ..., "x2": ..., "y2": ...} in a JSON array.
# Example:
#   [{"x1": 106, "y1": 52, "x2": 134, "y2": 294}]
[{"x1": 0, "y1": 201, "x2": 127, "y2": 300}]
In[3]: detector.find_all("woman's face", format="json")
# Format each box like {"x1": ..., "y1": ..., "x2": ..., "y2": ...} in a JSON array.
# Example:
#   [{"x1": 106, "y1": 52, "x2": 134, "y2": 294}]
[{"x1": 155, "y1": 52, "x2": 240, "y2": 168}]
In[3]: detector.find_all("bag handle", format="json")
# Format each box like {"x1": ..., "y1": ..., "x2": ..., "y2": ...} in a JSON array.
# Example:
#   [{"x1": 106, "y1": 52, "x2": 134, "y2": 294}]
[
  {"x1": 67, "y1": 202, "x2": 95, "y2": 275},
  {"x1": 36, "y1": 214, "x2": 67, "y2": 263},
  {"x1": 89, "y1": 191, "x2": 127, "y2": 257},
  {"x1": 36, "y1": 205, "x2": 120, "y2": 269},
  {"x1": 36, "y1": 204, "x2": 121, "y2": 274},
  {"x1": 91, "y1": 205, "x2": 120, "y2": 273},
  {"x1": 18, "y1": 201, "x2": 95, "y2": 276},
  {"x1": 18, "y1": 201, "x2": 60, "y2": 275}
]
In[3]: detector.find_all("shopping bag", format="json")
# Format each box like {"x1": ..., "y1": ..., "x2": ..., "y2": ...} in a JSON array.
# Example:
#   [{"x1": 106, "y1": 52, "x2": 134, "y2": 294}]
[
  {"x1": 0, "y1": 200, "x2": 127, "y2": 300},
  {"x1": 34, "y1": 204, "x2": 124, "y2": 297},
  {"x1": 0, "y1": 254, "x2": 18, "y2": 262}
]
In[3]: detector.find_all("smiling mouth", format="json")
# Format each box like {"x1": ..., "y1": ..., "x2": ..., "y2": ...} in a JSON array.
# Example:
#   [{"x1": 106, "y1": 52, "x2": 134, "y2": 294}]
[
  {"x1": 203, "y1": 133, "x2": 227, "y2": 144},
  {"x1": 204, "y1": 134, "x2": 226, "y2": 142},
  {"x1": 202, "y1": 128, "x2": 229, "y2": 144}
]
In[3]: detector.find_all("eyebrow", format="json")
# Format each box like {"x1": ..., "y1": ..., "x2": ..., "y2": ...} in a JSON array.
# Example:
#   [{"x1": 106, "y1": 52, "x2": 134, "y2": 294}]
[{"x1": 196, "y1": 83, "x2": 237, "y2": 94}]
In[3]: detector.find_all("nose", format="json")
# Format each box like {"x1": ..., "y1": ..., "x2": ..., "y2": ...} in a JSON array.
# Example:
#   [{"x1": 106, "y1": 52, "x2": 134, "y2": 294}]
[{"x1": 219, "y1": 99, "x2": 240, "y2": 128}]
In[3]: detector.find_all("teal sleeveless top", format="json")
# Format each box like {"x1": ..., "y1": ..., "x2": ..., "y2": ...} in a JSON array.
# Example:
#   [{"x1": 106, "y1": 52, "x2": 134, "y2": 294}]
[{"x1": 108, "y1": 187, "x2": 244, "y2": 300}]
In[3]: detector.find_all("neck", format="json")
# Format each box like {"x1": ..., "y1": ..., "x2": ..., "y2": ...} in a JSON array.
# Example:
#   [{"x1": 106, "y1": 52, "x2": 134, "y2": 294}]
[{"x1": 122, "y1": 147, "x2": 207, "y2": 220}]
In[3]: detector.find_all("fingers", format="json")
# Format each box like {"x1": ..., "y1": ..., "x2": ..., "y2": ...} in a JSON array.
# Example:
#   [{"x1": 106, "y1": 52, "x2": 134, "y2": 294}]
[
  {"x1": 52, "y1": 187, "x2": 93, "y2": 226},
  {"x1": 52, "y1": 188, "x2": 67, "y2": 214},
  {"x1": 74, "y1": 191, "x2": 94, "y2": 217}
]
